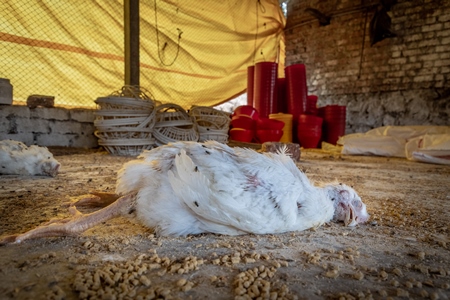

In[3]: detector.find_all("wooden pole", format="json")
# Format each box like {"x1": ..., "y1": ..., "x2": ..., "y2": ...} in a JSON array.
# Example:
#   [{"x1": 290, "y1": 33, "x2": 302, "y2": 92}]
[{"x1": 124, "y1": 0, "x2": 140, "y2": 86}]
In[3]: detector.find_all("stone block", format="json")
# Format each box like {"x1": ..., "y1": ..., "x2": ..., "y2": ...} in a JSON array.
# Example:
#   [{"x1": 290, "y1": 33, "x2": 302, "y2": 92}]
[
  {"x1": 388, "y1": 57, "x2": 408, "y2": 65},
  {"x1": 382, "y1": 114, "x2": 397, "y2": 126},
  {"x1": 29, "y1": 107, "x2": 70, "y2": 121},
  {"x1": 51, "y1": 120, "x2": 82, "y2": 134},
  {"x1": 403, "y1": 33, "x2": 422, "y2": 42},
  {"x1": 438, "y1": 13, "x2": 450, "y2": 23},
  {"x1": 79, "y1": 123, "x2": 96, "y2": 136},
  {"x1": 35, "y1": 133, "x2": 75, "y2": 147},
  {"x1": 0, "y1": 105, "x2": 30, "y2": 118},
  {"x1": 0, "y1": 133, "x2": 34, "y2": 145},
  {"x1": 420, "y1": 53, "x2": 440, "y2": 61},
  {"x1": 381, "y1": 92, "x2": 405, "y2": 113},
  {"x1": 70, "y1": 109, "x2": 96, "y2": 123},
  {"x1": 0, "y1": 117, "x2": 8, "y2": 133},
  {"x1": 421, "y1": 23, "x2": 443, "y2": 32},
  {"x1": 16, "y1": 118, "x2": 51, "y2": 134},
  {"x1": 27, "y1": 95, "x2": 55, "y2": 108},
  {"x1": 436, "y1": 29, "x2": 450, "y2": 37},
  {"x1": 413, "y1": 75, "x2": 434, "y2": 82},
  {"x1": 70, "y1": 134, "x2": 98, "y2": 148}
]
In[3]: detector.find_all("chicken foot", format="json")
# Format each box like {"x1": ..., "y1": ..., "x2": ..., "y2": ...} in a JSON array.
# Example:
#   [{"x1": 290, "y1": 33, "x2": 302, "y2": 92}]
[
  {"x1": 62, "y1": 191, "x2": 120, "y2": 208},
  {"x1": 0, "y1": 192, "x2": 136, "y2": 245}
]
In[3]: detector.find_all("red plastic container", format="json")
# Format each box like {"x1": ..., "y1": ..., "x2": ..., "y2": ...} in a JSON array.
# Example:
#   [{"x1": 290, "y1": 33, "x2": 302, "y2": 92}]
[
  {"x1": 256, "y1": 118, "x2": 285, "y2": 130},
  {"x1": 297, "y1": 114, "x2": 323, "y2": 148},
  {"x1": 305, "y1": 95, "x2": 318, "y2": 115},
  {"x1": 298, "y1": 114, "x2": 323, "y2": 125},
  {"x1": 285, "y1": 64, "x2": 308, "y2": 118},
  {"x1": 232, "y1": 105, "x2": 259, "y2": 120},
  {"x1": 321, "y1": 105, "x2": 346, "y2": 145},
  {"x1": 229, "y1": 128, "x2": 254, "y2": 143},
  {"x1": 247, "y1": 65, "x2": 255, "y2": 106},
  {"x1": 231, "y1": 115, "x2": 255, "y2": 130},
  {"x1": 256, "y1": 129, "x2": 283, "y2": 143},
  {"x1": 253, "y1": 62, "x2": 278, "y2": 118}
]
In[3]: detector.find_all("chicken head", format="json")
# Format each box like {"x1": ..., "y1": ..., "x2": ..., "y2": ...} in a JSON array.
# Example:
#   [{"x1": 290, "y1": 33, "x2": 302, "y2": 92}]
[{"x1": 326, "y1": 183, "x2": 369, "y2": 226}]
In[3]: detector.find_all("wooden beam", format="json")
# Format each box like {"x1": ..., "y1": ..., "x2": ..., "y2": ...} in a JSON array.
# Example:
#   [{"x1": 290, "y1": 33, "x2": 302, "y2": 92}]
[{"x1": 124, "y1": 0, "x2": 140, "y2": 86}]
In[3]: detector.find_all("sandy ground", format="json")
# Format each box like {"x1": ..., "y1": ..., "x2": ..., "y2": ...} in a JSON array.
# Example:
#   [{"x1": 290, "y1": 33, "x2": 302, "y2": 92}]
[{"x1": 0, "y1": 147, "x2": 449, "y2": 300}]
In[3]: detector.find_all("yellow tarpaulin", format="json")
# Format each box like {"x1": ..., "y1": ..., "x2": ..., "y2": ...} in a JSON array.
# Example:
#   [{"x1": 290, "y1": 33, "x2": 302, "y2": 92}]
[{"x1": 0, "y1": 0, "x2": 285, "y2": 108}]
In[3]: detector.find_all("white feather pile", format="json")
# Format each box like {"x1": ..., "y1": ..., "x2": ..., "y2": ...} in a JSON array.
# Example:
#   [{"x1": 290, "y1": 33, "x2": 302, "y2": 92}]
[{"x1": 0, "y1": 140, "x2": 60, "y2": 177}]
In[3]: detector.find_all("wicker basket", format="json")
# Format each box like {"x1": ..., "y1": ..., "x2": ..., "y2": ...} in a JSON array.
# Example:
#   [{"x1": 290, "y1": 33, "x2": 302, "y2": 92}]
[
  {"x1": 94, "y1": 85, "x2": 158, "y2": 156},
  {"x1": 94, "y1": 128, "x2": 153, "y2": 140},
  {"x1": 151, "y1": 103, "x2": 199, "y2": 145},
  {"x1": 98, "y1": 138, "x2": 156, "y2": 156},
  {"x1": 153, "y1": 124, "x2": 199, "y2": 145},
  {"x1": 95, "y1": 96, "x2": 156, "y2": 111},
  {"x1": 195, "y1": 119, "x2": 229, "y2": 143},
  {"x1": 198, "y1": 131, "x2": 228, "y2": 143},
  {"x1": 189, "y1": 106, "x2": 230, "y2": 130},
  {"x1": 155, "y1": 103, "x2": 194, "y2": 127},
  {"x1": 94, "y1": 111, "x2": 156, "y2": 130}
]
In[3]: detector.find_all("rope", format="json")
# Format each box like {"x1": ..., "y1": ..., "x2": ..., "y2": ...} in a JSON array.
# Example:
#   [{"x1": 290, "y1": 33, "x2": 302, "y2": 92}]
[{"x1": 154, "y1": 0, "x2": 183, "y2": 66}]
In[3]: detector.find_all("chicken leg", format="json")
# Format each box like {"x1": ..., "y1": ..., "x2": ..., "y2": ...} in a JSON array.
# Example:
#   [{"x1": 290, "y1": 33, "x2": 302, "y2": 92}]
[
  {"x1": 0, "y1": 193, "x2": 136, "y2": 245},
  {"x1": 63, "y1": 191, "x2": 121, "y2": 208}
]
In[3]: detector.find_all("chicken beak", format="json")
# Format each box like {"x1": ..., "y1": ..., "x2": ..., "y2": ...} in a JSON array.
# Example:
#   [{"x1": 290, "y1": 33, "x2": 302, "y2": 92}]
[{"x1": 344, "y1": 204, "x2": 358, "y2": 227}]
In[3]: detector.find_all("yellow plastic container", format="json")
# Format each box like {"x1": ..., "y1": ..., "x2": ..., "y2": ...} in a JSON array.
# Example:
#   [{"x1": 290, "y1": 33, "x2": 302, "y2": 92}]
[{"x1": 269, "y1": 113, "x2": 293, "y2": 142}]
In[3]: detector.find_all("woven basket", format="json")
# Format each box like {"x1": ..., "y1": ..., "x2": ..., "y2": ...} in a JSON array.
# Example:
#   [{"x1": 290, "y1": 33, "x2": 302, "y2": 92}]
[
  {"x1": 94, "y1": 85, "x2": 158, "y2": 156},
  {"x1": 98, "y1": 138, "x2": 156, "y2": 156},
  {"x1": 95, "y1": 109, "x2": 150, "y2": 118},
  {"x1": 153, "y1": 124, "x2": 199, "y2": 145},
  {"x1": 94, "y1": 128, "x2": 153, "y2": 140},
  {"x1": 95, "y1": 96, "x2": 156, "y2": 111},
  {"x1": 199, "y1": 131, "x2": 228, "y2": 143},
  {"x1": 155, "y1": 103, "x2": 194, "y2": 128},
  {"x1": 194, "y1": 119, "x2": 228, "y2": 143},
  {"x1": 189, "y1": 106, "x2": 230, "y2": 130},
  {"x1": 94, "y1": 111, "x2": 156, "y2": 130}
]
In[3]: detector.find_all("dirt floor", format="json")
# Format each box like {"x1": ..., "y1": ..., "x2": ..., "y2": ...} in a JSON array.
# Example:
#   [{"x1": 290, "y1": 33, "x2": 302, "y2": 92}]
[{"x1": 0, "y1": 146, "x2": 449, "y2": 300}]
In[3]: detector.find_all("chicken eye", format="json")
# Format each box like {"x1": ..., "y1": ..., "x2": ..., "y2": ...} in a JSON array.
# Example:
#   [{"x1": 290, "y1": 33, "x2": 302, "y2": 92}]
[{"x1": 352, "y1": 200, "x2": 362, "y2": 208}]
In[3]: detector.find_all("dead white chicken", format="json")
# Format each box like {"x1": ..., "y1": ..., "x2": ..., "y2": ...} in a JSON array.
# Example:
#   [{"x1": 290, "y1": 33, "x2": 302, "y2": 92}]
[
  {"x1": 0, "y1": 139, "x2": 60, "y2": 177},
  {"x1": 0, "y1": 141, "x2": 368, "y2": 244}
]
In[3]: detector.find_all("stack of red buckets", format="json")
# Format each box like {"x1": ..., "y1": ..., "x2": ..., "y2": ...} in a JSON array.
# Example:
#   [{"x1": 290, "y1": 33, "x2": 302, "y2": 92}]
[
  {"x1": 318, "y1": 105, "x2": 347, "y2": 145},
  {"x1": 251, "y1": 62, "x2": 278, "y2": 118},
  {"x1": 248, "y1": 62, "x2": 346, "y2": 148}
]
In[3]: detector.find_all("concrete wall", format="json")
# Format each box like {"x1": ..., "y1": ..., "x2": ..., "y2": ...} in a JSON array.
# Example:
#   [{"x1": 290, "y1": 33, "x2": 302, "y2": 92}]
[
  {"x1": 285, "y1": 0, "x2": 450, "y2": 133},
  {"x1": 0, "y1": 105, "x2": 98, "y2": 148}
]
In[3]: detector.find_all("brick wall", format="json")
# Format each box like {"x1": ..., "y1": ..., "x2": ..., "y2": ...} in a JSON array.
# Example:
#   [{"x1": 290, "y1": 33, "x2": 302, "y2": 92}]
[
  {"x1": 0, "y1": 105, "x2": 98, "y2": 147},
  {"x1": 285, "y1": 0, "x2": 450, "y2": 133}
]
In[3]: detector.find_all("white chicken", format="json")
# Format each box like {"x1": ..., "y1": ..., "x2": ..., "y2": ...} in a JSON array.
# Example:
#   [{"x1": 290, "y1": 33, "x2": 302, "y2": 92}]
[
  {"x1": 0, "y1": 140, "x2": 60, "y2": 177},
  {"x1": 0, "y1": 141, "x2": 369, "y2": 244}
]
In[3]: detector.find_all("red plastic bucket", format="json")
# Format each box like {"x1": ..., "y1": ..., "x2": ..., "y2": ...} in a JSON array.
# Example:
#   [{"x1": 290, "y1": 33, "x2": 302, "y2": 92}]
[
  {"x1": 253, "y1": 62, "x2": 278, "y2": 118},
  {"x1": 285, "y1": 64, "x2": 308, "y2": 118},
  {"x1": 321, "y1": 105, "x2": 346, "y2": 145},
  {"x1": 297, "y1": 114, "x2": 323, "y2": 148},
  {"x1": 247, "y1": 65, "x2": 255, "y2": 106},
  {"x1": 305, "y1": 95, "x2": 318, "y2": 115}
]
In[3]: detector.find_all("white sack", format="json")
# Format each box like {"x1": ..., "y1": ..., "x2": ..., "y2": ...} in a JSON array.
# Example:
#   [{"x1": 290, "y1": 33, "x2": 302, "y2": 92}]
[
  {"x1": 339, "y1": 134, "x2": 406, "y2": 157},
  {"x1": 337, "y1": 126, "x2": 450, "y2": 165}
]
